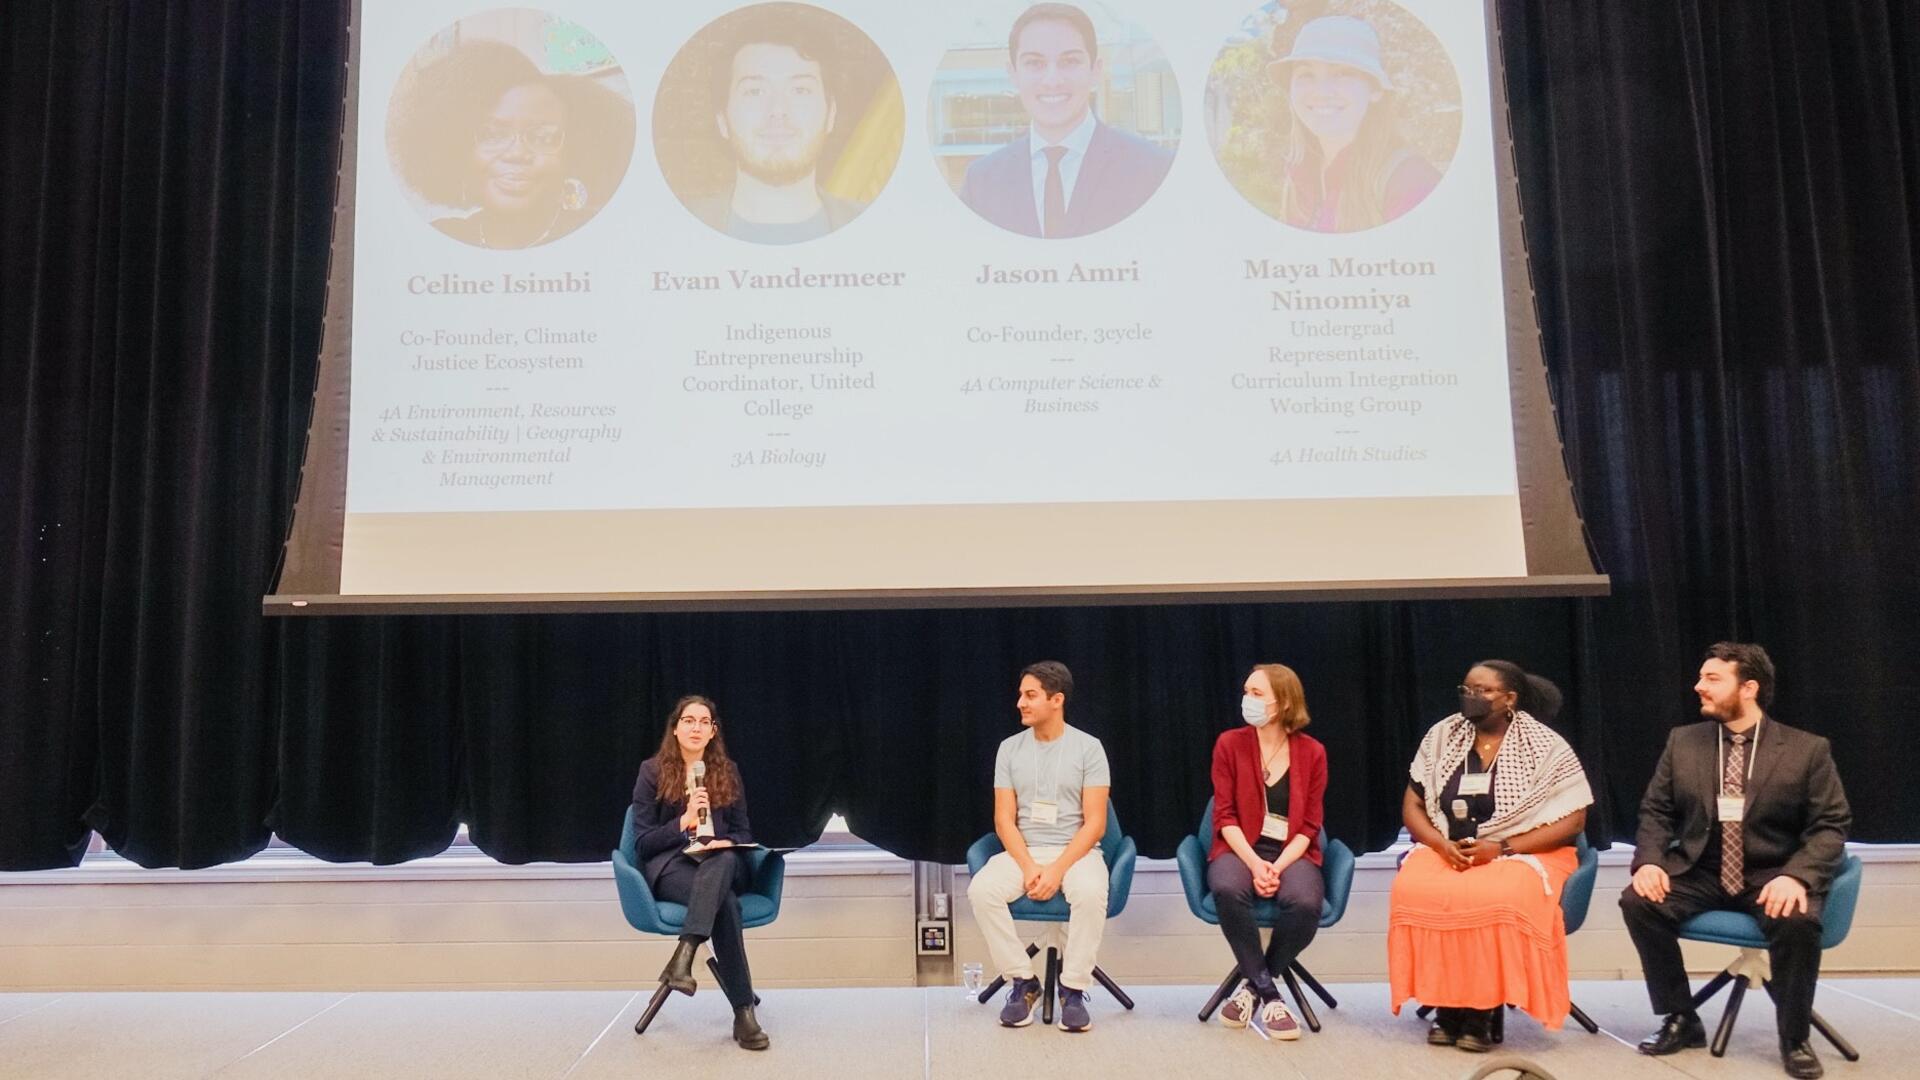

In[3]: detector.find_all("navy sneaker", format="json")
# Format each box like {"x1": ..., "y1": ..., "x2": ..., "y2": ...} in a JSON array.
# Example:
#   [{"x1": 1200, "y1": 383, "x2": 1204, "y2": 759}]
[
  {"x1": 1057, "y1": 986, "x2": 1092, "y2": 1033},
  {"x1": 998, "y1": 977, "x2": 1042, "y2": 1027}
]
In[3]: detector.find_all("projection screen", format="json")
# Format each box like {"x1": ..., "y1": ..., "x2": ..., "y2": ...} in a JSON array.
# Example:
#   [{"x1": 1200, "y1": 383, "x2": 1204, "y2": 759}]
[{"x1": 268, "y1": 0, "x2": 1604, "y2": 613}]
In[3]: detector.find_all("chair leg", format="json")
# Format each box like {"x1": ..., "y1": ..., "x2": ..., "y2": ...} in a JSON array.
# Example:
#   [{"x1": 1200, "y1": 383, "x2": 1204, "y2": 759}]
[
  {"x1": 977, "y1": 942, "x2": 1042, "y2": 1004},
  {"x1": 1416, "y1": 1004, "x2": 1434, "y2": 1019},
  {"x1": 1567, "y1": 1000, "x2": 1600, "y2": 1034},
  {"x1": 1492, "y1": 1004, "x2": 1507, "y2": 1044},
  {"x1": 1041, "y1": 947, "x2": 1059, "y2": 1027},
  {"x1": 1279, "y1": 966, "x2": 1321, "y2": 1033},
  {"x1": 1689, "y1": 968, "x2": 1735, "y2": 1010},
  {"x1": 1091, "y1": 965, "x2": 1134, "y2": 1010},
  {"x1": 1710, "y1": 977, "x2": 1747, "y2": 1057},
  {"x1": 1809, "y1": 1008, "x2": 1861, "y2": 1062},
  {"x1": 1291, "y1": 961, "x2": 1339, "y2": 1010},
  {"x1": 634, "y1": 982, "x2": 673, "y2": 1034},
  {"x1": 1199, "y1": 966, "x2": 1242, "y2": 1022}
]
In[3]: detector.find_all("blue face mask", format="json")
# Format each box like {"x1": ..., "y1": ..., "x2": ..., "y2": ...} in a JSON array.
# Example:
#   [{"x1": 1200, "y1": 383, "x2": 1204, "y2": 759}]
[{"x1": 1242, "y1": 695, "x2": 1273, "y2": 728}]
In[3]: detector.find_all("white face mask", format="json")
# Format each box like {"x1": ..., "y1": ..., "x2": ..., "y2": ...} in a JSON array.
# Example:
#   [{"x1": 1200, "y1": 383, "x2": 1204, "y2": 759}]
[{"x1": 1241, "y1": 695, "x2": 1273, "y2": 728}]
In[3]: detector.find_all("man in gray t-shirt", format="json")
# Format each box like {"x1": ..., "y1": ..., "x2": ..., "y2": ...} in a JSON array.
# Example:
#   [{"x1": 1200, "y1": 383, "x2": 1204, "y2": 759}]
[{"x1": 967, "y1": 661, "x2": 1112, "y2": 1032}]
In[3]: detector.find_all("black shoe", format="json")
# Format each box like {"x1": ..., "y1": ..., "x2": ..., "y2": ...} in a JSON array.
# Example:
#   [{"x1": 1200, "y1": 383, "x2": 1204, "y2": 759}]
[
  {"x1": 1781, "y1": 1040, "x2": 1823, "y2": 1079},
  {"x1": 660, "y1": 940, "x2": 698, "y2": 996},
  {"x1": 1455, "y1": 1009, "x2": 1493, "y2": 1053},
  {"x1": 1427, "y1": 1007, "x2": 1461, "y2": 1046},
  {"x1": 732, "y1": 1004, "x2": 770, "y2": 1050},
  {"x1": 1637, "y1": 1011, "x2": 1707, "y2": 1056}
]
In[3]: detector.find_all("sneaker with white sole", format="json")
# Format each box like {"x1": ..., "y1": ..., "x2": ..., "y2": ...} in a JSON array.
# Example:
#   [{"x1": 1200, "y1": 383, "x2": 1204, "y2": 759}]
[
  {"x1": 998, "y1": 977, "x2": 1042, "y2": 1027},
  {"x1": 1219, "y1": 985, "x2": 1256, "y2": 1028},
  {"x1": 1057, "y1": 987, "x2": 1092, "y2": 1033},
  {"x1": 1256, "y1": 997, "x2": 1301, "y2": 1040}
]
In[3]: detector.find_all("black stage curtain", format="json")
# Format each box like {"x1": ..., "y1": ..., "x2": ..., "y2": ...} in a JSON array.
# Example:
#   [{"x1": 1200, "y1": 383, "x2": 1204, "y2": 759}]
[{"x1": 4, "y1": 2, "x2": 1916, "y2": 871}]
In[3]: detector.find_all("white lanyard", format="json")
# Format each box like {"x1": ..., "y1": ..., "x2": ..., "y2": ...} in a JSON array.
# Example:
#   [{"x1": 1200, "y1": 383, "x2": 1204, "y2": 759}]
[{"x1": 1716, "y1": 719, "x2": 1761, "y2": 796}]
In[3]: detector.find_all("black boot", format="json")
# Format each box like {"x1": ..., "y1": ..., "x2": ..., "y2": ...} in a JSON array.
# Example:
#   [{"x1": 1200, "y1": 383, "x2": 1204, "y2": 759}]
[
  {"x1": 1455, "y1": 1008, "x2": 1494, "y2": 1053},
  {"x1": 660, "y1": 940, "x2": 698, "y2": 996},
  {"x1": 1427, "y1": 1006, "x2": 1462, "y2": 1046},
  {"x1": 732, "y1": 1004, "x2": 770, "y2": 1050},
  {"x1": 1637, "y1": 1011, "x2": 1706, "y2": 1055}
]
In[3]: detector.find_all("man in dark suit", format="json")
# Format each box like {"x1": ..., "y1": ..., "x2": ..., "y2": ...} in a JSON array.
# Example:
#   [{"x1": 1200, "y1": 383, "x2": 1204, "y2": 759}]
[
  {"x1": 958, "y1": 3, "x2": 1172, "y2": 239},
  {"x1": 1621, "y1": 642, "x2": 1850, "y2": 1079}
]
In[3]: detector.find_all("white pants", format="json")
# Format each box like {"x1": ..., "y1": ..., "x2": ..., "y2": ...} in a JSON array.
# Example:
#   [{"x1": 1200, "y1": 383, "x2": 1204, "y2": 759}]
[{"x1": 967, "y1": 847, "x2": 1109, "y2": 991}]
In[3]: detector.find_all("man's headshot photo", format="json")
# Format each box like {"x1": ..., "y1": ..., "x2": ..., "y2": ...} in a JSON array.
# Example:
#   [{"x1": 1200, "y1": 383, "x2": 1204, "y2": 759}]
[
  {"x1": 1206, "y1": 0, "x2": 1460, "y2": 234},
  {"x1": 386, "y1": 9, "x2": 636, "y2": 251},
  {"x1": 656, "y1": 3, "x2": 903, "y2": 245},
  {"x1": 932, "y1": 3, "x2": 1180, "y2": 240}
]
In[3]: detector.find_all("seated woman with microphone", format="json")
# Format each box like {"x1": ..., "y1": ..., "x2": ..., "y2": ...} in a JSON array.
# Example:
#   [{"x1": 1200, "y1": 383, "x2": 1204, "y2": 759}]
[
  {"x1": 630, "y1": 695, "x2": 768, "y2": 1050},
  {"x1": 1387, "y1": 661, "x2": 1592, "y2": 1053}
]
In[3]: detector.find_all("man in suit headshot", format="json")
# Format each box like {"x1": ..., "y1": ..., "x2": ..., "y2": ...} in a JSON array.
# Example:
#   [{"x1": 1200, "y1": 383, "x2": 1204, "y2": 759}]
[
  {"x1": 958, "y1": 3, "x2": 1173, "y2": 239},
  {"x1": 1620, "y1": 642, "x2": 1851, "y2": 1079}
]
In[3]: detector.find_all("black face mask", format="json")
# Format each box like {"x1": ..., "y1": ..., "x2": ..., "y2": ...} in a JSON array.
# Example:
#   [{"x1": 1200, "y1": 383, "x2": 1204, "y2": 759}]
[{"x1": 1460, "y1": 695, "x2": 1493, "y2": 721}]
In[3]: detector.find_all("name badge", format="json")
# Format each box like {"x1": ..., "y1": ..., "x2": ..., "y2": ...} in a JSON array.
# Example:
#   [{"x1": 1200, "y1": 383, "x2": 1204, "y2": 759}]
[
  {"x1": 1031, "y1": 800, "x2": 1060, "y2": 826},
  {"x1": 1261, "y1": 814, "x2": 1289, "y2": 842},
  {"x1": 1717, "y1": 795, "x2": 1745, "y2": 823},
  {"x1": 1458, "y1": 772, "x2": 1492, "y2": 797}
]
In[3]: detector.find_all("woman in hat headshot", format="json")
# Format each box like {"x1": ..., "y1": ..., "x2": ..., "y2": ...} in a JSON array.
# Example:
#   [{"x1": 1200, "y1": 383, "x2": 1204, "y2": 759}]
[{"x1": 1268, "y1": 14, "x2": 1440, "y2": 232}]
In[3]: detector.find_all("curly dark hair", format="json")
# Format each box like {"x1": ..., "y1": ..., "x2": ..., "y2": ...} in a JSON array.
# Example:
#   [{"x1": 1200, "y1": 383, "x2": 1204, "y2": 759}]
[
  {"x1": 650, "y1": 695, "x2": 742, "y2": 807},
  {"x1": 386, "y1": 39, "x2": 635, "y2": 212}
]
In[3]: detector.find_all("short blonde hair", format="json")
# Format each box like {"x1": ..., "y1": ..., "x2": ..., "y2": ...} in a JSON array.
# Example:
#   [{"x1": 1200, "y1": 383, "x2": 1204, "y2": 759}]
[{"x1": 1251, "y1": 663, "x2": 1311, "y2": 733}]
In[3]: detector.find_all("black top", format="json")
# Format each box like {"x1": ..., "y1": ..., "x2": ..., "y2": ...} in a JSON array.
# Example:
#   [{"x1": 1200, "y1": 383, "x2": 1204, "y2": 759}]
[
  {"x1": 1266, "y1": 769, "x2": 1291, "y2": 816},
  {"x1": 1414, "y1": 753, "x2": 1498, "y2": 840}
]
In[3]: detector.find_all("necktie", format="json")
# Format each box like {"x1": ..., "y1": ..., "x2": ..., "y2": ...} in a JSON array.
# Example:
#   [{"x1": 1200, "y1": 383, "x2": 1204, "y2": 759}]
[
  {"x1": 1720, "y1": 732, "x2": 1747, "y2": 893},
  {"x1": 1042, "y1": 145, "x2": 1068, "y2": 238}
]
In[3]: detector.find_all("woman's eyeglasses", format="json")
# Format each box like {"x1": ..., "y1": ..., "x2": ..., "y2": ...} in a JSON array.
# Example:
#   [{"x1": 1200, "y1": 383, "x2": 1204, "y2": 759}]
[
  {"x1": 1456, "y1": 685, "x2": 1502, "y2": 698},
  {"x1": 677, "y1": 716, "x2": 717, "y2": 729},
  {"x1": 475, "y1": 123, "x2": 565, "y2": 154}
]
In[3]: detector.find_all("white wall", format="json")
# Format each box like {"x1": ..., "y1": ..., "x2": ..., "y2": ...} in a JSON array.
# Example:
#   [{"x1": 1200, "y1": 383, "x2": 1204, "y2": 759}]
[{"x1": 1, "y1": 846, "x2": 1914, "y2": 992}]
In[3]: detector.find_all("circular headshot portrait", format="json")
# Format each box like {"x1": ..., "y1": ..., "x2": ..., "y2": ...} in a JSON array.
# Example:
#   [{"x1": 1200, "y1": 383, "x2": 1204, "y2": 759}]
[
  {"x1": 1206, "y1": 1, "x2": 1460, "y2": 233},
  {"x1": 386, "y1": 10, "x2": 636, "y2": 250},
  {"x1": 655, "y1": 3, "x2": 904, "y2": 245},
  {"x1": 931, "y1": 2, "x2": 1181, "y2": 240}
]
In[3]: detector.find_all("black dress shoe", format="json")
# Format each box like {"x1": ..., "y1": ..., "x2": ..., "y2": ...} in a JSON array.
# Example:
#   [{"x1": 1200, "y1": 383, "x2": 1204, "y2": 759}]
[
  {"x1": 660, "y1": 940, "x2": 699, "y2": 996},
  {"x1": 733, "y1": 1004, "x2": 770, "y2": 1050},
  {"x1": 1637, "y1": 1011, "x2": 1707, "y2": 1055},
  {"x1": 1781, "y1": 1040, "x2": 1823, "y2": 1079},
  {"x1": 1455, "y1": 1009, "x2": 1493, "y2": 1053},
  {"x1": 1427, "y1": 1006, "x2": 1461, "y2": 1046}
]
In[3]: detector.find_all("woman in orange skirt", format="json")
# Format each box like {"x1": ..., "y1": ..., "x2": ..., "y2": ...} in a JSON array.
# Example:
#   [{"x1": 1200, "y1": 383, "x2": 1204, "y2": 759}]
[{"x1": 1388, "y1": 660, "x2": 1592, "y2": 1053}]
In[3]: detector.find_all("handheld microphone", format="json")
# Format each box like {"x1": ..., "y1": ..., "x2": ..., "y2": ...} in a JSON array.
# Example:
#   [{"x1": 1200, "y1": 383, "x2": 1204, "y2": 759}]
[
  {"x1": 690, "y1": 761, "x2": 714, "y2": 838},
  {"x1": 1449, "y1": 798, "x2": 1477, "y2": 842}
]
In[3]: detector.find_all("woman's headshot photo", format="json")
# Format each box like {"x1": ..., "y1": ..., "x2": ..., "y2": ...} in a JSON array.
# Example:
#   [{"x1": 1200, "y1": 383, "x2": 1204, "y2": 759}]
[
  {"x1": 930, "y1": 2, "x2": 1181, "y2": 240},
  {"x1": 386, "y1": 9, "x2": 636, "y2": 251},
  {"x1": 655, "y1": 3, "x2": 903, "y2": 245},
  {"x1": 1206, "y1": 1, "x2": 1460, "y2": 233}
]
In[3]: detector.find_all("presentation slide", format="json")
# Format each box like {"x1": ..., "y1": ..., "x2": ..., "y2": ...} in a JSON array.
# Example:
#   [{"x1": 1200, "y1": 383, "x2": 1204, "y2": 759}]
[{"x1": 335, "y1": 0, "x2": 1534, "y2": 598}]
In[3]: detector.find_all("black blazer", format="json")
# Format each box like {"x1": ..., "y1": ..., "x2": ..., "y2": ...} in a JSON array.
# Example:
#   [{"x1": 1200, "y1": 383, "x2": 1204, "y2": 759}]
[
  {"x1": 630, "y1": 758, "x2": 755, "y2": 890},
  {"x1": 1631, "y1": 718, "x2": 1850, "y2": 893}
]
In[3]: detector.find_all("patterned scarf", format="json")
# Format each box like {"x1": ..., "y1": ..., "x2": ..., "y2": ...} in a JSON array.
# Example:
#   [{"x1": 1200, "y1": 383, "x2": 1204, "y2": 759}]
[{"x1": 1410, "y1": 710, "x2": 1593, "y2": 843}]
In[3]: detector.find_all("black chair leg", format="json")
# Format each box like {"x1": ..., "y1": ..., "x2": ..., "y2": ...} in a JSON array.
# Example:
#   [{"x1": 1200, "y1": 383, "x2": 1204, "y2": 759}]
[
  {"x1": 1199, "y1": 966, "x2": 1242, "y2": 1022},
  {"x1": 1689, "y1": 969, "x2": 1734, "y2": 1010},
  {"x1": 1091, "y1": 965, "x2": 1134, "y2": 1010},
  {"x1": 977, "y1": 943, "x2": 1042, "y2": 1004},
  {"x1": 1710, "y1": 977, "x2": 1747, "y2": 1057},
  {"x1": 1291, "y1": 961, "x2": 1339, "y2": 1010},
  {"x1": 1492, "y1": 1004, "x2": 1507, "y2": 1044},
  {"x1": 1568, "y1": 1000, "x2": 1600, "y2": 1034},
  {"x1": 634, "y1": 982, "x2": 672, "y2": 1034},
  {"x1": 1416, "y1": 1004, "x2": 1434, "y2": 1019},
  {"x1": 1041, "y1": 947, "x2": 1059, "y2": 1027},
  {"x1": 1279, "y1": 966, "x2": 1321, "y2": 1032},
  {"x1": 1809, "y1": 1008, "x2": 1861, "y2": 1062}
]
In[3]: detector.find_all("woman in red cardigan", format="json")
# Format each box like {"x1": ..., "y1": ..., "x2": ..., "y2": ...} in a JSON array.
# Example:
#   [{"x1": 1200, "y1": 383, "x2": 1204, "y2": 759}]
[{"x1": 1207, "y1": 662, "x2": 1328, "y2": 1039}]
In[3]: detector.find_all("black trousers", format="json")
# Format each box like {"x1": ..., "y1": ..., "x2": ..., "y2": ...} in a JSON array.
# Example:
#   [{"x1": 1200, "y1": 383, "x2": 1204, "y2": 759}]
[
  {"x1": 1618, "y1": 867, "x2": 1825, "y2": 1045},
  {"x1": 1207, "y1": 852, "x2": 1324, "y2": 987},
  {"x1": 654, "y1": 850, "x2": 754, "y2": 1008}
]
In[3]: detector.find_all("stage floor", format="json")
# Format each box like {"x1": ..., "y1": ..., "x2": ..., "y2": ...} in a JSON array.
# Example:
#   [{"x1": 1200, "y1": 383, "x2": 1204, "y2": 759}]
[{"x1": 1, "y1": 978, "x2": 1912, "y2": 1079}]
